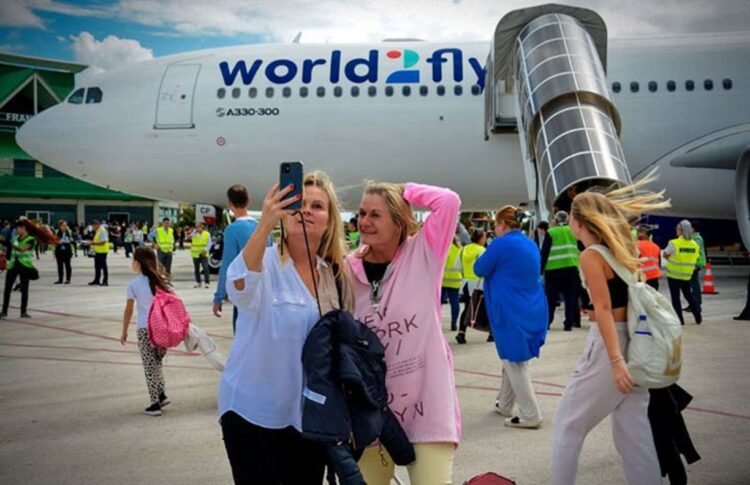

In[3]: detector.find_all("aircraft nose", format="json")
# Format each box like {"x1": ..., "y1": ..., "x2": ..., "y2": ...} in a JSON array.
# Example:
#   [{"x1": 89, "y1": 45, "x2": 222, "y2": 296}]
[{"x1": 16, "y1": 107, "x2": 60, "y2": 162}]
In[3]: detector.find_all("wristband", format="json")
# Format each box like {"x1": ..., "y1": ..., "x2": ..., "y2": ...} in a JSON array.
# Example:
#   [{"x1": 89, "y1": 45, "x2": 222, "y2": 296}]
[{"x1": 610, "y1": 355, "x2": 624, "y2": 366}]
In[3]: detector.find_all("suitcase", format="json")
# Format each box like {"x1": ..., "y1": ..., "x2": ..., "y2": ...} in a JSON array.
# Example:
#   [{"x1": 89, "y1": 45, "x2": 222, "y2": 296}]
[{"x1": 465, "y1": 472, "x2": 517, "y2": 484}]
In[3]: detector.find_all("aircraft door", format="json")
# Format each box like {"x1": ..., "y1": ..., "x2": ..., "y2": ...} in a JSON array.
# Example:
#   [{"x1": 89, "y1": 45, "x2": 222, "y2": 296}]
[{"x1": 155, "y1": 64, "x2": 201, "y2": 129}]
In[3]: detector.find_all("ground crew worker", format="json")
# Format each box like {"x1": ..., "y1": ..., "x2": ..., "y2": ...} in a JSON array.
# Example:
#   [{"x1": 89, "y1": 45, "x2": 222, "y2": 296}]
[
  {"x1": 347, "y1": 217, "x2": 360, "y2": 249},
  {"x1": 456, "y1": 229, "x2": 488, "y2": 344},
  {"x1": 441, "y1": 235, "x2": 463, "y2": 331},
  {"x1": 637, "y1": 225, "x2": 661, "y2": 290},
  {"x1": 191, "y1": 222, "x2": 211, "y2": 288},
  {"x1": 688, "y1": 221, "x2": 706, "y2": 314},
  {"x1": 1, "y1": 220, "x2": 36, "y2": 318},
  {"x1": 541, "y1": 211, "x2": 581, "y2": 331},
  {"x1": 88, "y1": 220, "x2": 109, "y2": 286},
  {"x1": 155, "y1": 218, "x2": 175, "y2": 275},
  {"x1": 54, "y1": 219, "x2": 74, "y2": 284},
  {"x1": 664, "y1": 220, "x2": 702, "y2": 325}
]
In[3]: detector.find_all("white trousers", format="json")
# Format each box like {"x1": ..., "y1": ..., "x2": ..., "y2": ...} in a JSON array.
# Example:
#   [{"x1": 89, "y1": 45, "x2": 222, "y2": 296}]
[
  {"x1": 496, "y1": 359, "x2": 542, "y2": 422},
  {"x1": 552, "y1": 323, "x2": 660, "y2": 485}
]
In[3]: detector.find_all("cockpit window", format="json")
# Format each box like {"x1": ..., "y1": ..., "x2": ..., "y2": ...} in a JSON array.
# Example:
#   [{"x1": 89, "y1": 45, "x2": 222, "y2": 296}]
[
  {"x1": 68, "y1": 88, "x2": 85, "y2": 104},
  {"x1": 86, "y1": 87, "x2": 103, "y2": 104}
]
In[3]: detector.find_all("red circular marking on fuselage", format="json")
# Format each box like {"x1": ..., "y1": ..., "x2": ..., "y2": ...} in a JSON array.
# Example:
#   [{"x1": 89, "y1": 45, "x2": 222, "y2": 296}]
[{"x1": 386, "y1": 50, "x2": 402, "y2": 59}]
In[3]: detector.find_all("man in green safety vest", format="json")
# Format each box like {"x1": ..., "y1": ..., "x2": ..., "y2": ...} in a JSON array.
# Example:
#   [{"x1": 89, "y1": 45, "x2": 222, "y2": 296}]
[
  {"x1": 441, "y1": 236, "x2": 463, "y2": 331},
  {"x1": 1, "y1": 220, "x2": 37, "y2": 318},
  {"x1": 155, "y1": 218, "x2": 175, "y2": 275},
  {"x1": 664, "y1": 220, "x2": 702, "y2": 325},
  {"x1": 541, "y1": 211, "x2": 581, "y2": 331},
  {"x1": 687, "y1": 221, "x2": 706, "y2": 314},
  {"x1": 88, "y1": 220, "x2": 109, "y2": 286},
  {"x1": 191, "y1": 221, "x2": 211, "y2": 288}
]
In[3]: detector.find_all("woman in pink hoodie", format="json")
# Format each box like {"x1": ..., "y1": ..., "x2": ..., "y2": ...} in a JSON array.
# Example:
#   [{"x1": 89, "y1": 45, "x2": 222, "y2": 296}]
[{"x1": 347, "y1": 181, "x2": 461, "y2": 485}]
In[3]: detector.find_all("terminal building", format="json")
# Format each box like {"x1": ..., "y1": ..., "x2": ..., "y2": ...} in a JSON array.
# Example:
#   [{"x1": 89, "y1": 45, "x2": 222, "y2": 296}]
[{"x1": 0, "y1": 52, "x2": 179, "y2": 226}]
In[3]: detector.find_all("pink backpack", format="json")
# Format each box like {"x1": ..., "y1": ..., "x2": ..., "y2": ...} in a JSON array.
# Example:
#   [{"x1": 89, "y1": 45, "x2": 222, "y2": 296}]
[
  {"x1": 464, "y1": 473, "x2": 516, "y2": 485},
  {"x1": 148, "y1": 289, "x2": 190, "y2": 348}
]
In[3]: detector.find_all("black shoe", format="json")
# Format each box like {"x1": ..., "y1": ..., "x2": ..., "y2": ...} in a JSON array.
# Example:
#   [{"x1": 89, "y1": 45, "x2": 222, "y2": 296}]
[
  {"x1": 159, "y1": 392, "x2": 171, "y2": 407},
  {"x1": 0, "y1": 312, "x2": 6, "y2": 319},
  {"x1": 455, "y1": 332, "x2": 467, "y2": 344},
  {"x1": 450, "y1": 325, "x2": 457, "y2": 332},
  {"x1": 563, "y1": 327, "x2": 573, "y2": 332},
  {"x1": 88, "y1": 281, "x2": 100, "y2": 286},
  {"x1": 734, "y1": 313, "x2": 750, "y2": 321},
  {"x1": 683, "y1": 306, "x2": 693, "y2": 312},
  {"x1": 54, "y1": 280, "x2": 63, "y2": 285},
  {"x1": 101, "y1": 282, "x2": 108, "y2": 287},
  {"x1": 486, "y1": 334, "x2": 495, "y2": 343},
  {"x1": 20, "y1": 312, "x2": 31, "y2": 318},
  {"x1": 144, "y1": 402, "x2": 162, "y2": 416},
  {"x1": 573, "y1": 322, "x2": 581, "y2": 328},
  {"x1": 695, "y1": 316, "x2": 702, "y2": 325},
  {"x1": 64, "y1": 281, "x2": 70, "y2": 285}
]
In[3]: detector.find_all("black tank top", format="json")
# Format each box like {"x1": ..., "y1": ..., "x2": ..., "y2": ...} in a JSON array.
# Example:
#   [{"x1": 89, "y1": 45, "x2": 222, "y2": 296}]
[{"x1": 607, "y1": 274, "x2": 628, "y2": 309}]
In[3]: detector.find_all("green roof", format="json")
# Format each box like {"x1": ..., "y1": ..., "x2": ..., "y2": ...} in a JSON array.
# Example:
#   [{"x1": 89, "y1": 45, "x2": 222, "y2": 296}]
[
  {"x1": 0, "y1": 66, "x2": 34, "y2": 105},
  {"x1": 0, "y1": 131, "x2": 33, "y2": 160},
  {"x1": 0, "y1": 52, "x2": 87, "y2": 74},
  {"x1": 0, "y1": 175, "x2": 152, "y2": 201}
]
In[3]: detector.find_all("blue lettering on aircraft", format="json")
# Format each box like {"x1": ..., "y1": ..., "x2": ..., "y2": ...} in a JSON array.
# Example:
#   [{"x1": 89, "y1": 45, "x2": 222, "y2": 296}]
[{"x1": 219, "y1": 48, "x2": 486, "y2": 91}]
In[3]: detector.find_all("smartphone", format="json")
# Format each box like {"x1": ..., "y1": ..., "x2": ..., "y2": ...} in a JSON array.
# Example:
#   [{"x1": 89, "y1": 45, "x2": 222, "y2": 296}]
[{"x1": 279, "y1": 161, "x2": 303, "y2": 211}]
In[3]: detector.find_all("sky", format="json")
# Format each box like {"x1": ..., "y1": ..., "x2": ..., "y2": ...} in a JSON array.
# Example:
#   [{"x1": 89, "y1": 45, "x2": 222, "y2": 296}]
[{"x1": 1, "y1": 0, "x2": 748, "y2": 71}]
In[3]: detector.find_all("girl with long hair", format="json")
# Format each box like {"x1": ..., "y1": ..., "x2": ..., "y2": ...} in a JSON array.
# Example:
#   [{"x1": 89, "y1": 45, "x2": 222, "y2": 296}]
[
  {"x1": 219, "y1": 171, "x2": 351, "y2": 484},
  {"x1": 551, "y1": 180, "x2": 669, "y2": 485},
  {"x1": 348, "y1": 181, "x2": 461, "y2": 485},
  {"x1": 119, "y1": 246, "x2": 172, "y2": 416}
]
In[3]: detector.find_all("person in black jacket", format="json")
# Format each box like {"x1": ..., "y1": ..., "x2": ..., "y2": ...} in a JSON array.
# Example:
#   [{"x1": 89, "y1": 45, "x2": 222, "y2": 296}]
[{"x1": 54, "y1": 220, "x2": 74, "y2": 284}]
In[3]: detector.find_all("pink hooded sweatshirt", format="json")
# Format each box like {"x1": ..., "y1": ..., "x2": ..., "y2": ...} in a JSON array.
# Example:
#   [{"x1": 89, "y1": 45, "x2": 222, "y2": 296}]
[{"x1": 346, "y1": 183, "x2": 462, "y2": 445}]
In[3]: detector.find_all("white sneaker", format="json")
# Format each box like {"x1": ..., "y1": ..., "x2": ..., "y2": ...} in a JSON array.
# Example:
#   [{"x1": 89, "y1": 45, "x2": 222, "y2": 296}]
[
  {"x1": 504, "y1": 416, "x2": 543, "y2": 429},
  {"x1": 494, "y1": 401, "x2": 512, "y2": 417},
  {"x1": 193, "y1": 283, "x2": 201, "y2": 288},
  {"x1": 205, "y1": 284, "x2": 210, "y2": 288}
]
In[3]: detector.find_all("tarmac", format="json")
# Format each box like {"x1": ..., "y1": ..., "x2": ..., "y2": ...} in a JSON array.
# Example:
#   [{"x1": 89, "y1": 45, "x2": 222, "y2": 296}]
[{"x1": 1, "y1": 249, "x2": 748, "y2": 485}]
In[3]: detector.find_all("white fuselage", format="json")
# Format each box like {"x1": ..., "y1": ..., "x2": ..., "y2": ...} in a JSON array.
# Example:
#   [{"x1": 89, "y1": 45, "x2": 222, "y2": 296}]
[{"x1": 17, "y1": 34, "x2": 750, "y2": 216}]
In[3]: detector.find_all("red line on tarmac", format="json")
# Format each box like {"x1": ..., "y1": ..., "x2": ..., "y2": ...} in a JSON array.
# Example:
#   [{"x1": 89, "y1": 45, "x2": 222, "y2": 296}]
[
  {"x1": 0, "y1": 342, "x2": 139, "y2": 355},
  {"x1": 12, "y1": 305, "x2": 234, "y2": 341},
  {"x1": 3, "y1": 318, "x2": 199, "y2": 357},
  {"x1": 0, "y1": 354, "x2": 213, "y2": 371},
  {"x1": 454, "y1": 367, "x2": 566, "y2": 389}
]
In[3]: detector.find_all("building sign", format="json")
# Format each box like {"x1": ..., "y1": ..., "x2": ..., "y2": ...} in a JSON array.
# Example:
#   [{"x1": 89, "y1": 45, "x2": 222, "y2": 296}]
[
  {"x1": 196, "y1": 203, "x2": 217, "y2": 225},
  {"x1": 0, "y1": 112, "x2": 33, "y2": 125}
]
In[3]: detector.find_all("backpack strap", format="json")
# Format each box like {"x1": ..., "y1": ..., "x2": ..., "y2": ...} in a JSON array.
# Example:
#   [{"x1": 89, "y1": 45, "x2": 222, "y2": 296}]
[
  {"x1": 332, "y1": 263, "x2": 344, "y2": 310},
  {"x1": 587, "y1": 244, "x2": 637, "y2": 285}
]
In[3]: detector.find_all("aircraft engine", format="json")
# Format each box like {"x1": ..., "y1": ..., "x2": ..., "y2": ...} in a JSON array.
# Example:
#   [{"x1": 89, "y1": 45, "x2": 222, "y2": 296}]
[{"x1": 736, "y1": 148, "x2": 750, "y2": 248}]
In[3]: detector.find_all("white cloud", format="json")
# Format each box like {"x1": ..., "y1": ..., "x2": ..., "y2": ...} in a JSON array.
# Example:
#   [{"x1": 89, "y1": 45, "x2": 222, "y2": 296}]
[
  {"x1": 0, "y1": 1, "x2": 110, "y2": 28},
  {"x1": 70, "y1": 32, "x2": 153, "y2": 70},
  {"x1": 0, "y1": 1, "x2": 46, "y2": 28}
]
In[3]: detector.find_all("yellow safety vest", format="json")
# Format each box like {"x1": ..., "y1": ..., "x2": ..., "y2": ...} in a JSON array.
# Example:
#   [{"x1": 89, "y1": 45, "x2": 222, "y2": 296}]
[
  {"x1": 442, "y1": 244, "x2": 463, "y2": 289},
  {"x1": 545, "y1": 225, "x2": 580, "y2": 271},
  {"x1": 191, "y1": 230, "x2": 210, "y2": 259},
  {"x1": 461, "y1": 243, "x2": 486, "y2": 282},
  {"x1": 8, "y1": 235, "x2": 35, "y2": 269},
  {"x1": 93, "y1": 227, "x2": 109, "y2": 254},
  {"x1": 156, "y1": 226, "x2": 175, "y2": 253},
  {"x1": 666, "y1": 237, "x2": 699, "y2": 281}
]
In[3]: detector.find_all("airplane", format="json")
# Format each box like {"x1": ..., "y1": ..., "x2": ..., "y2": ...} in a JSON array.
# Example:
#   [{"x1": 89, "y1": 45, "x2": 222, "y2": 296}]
[{"x1": 15, "y1": 5, "x2": 750, "y2": 245}]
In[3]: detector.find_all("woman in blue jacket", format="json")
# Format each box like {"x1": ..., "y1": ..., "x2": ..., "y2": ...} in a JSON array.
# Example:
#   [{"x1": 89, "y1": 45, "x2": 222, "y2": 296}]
[{"x1": 474, "y1": 205, "x2": 548, "y2": 429}]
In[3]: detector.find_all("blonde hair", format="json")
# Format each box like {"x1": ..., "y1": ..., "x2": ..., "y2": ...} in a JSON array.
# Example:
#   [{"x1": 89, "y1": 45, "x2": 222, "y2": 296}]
[
  {"x1": 281, "y1": 171, "x2": 347, "y2": 275},
  {"x1": 362, "y1": 181, "x2": 419, "y2": 244},
  {"x1": 571, "y1": 173, "x2": 670, "y2": 273},
  {"x1": 495, "y1": 205, "x2": 522, "y2": 230}
]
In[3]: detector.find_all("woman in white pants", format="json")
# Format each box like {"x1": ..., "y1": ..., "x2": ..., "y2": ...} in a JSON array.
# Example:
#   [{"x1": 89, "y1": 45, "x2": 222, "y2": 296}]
[{"x1": 551, "y1": 182, "x2": 668, "y2": 485}]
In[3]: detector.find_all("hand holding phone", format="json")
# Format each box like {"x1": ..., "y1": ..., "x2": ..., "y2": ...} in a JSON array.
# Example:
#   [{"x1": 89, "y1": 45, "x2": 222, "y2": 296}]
[{"x1": 279, "y1": 161, "x2": 304, "y2": 211}]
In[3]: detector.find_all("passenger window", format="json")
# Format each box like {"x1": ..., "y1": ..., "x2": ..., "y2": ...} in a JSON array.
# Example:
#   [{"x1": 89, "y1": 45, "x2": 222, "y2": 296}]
[
  {"x1": 419, "y1": 85, "x2": 428, "y2": 96},
  {"x1": 266, "y1": 87, "x2": 274, "y2": 98},
  {"x1": 300, "y1": 87, "x2": 308, "y2": 98},
  {"x1": 648, "y1": 81, "x2": 657, "y2": 92},
  {"x1": 723, "y1": 78, "x2": 732, "y2": 90},
  {"x1": 85, "y1": 87, "x2": 103, "y2": 104},
  {"x1": 666, "y1": 81, "x2": 676, "y2": 92},
  {"x1": 317, "y1": 87, "x2": 325, "y2": 97},
  {"x1": 217, "y1": 88, "x2": 226, "y2": 99},
  {"x1": 368, "y1": 86, "x2": 377, "y2": 97},
  {"x1": 232, "y1": 87, "x2": 241, "y2": 99},
  {"x1": 385, "y1": 86, "x2": 394, "y2": 97},
  {"x1": 685, "y1": 80, "x2": 694, "y2": 91},
  {"x1": 334, "y1": 86, "x2": 342, "y2": 97},
  {"x1": 437, "y1": 85, "x2": 446, "y2": 96},
  {"x1": 68, "y1": 88, "x2": 85, "y2": 104},
  {"x1": 454, "y1": 85, "x2": 463, "y2": 96},
  {"x1": 704, "y1": 79, "x2": 713, "y2": 91},
  {"x1": 612, "y1": 82, "x2": 621, "y2": 93},
  {"x1": 402, "y1": 86, "x2": 411, "y2": 96},
  {"x1": 248, "y1": 87, "x2": 257, "y2": 98},
  {"x1": 351, "y1": 86, "x2": 360, "y2": 97},
  {"x1": 471, "y1": 85, "x2": 481, "y2": 96},
  {"x1": 282, "y1": 87, "x2": 291, "y2": 98},
  {"x1": 630, "y1": 82, "x2": 639, "y2": 93}
]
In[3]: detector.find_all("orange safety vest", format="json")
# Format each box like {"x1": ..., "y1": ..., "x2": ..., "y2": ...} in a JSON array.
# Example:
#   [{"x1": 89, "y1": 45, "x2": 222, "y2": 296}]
[{"x1": 638, "y1": 240, "x2": 662, "y2": 280}]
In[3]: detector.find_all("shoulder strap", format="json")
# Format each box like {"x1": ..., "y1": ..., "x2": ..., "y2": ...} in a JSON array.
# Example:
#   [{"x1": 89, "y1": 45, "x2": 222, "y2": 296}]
[
  {"x1": 587, "y1": 244, "x2": 637, "y2": 285},
  {"x1": 332, "y1": 263, "x2": 344, "y2": 310}
]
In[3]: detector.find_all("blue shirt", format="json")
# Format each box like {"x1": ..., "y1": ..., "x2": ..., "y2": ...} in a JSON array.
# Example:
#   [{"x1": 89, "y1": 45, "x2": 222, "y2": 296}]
[
  {"x1": 213, "y1": 216, "x2": 270, "y2": 305},
  {"x1": 474, "y1": 230, "x2": 548, "y2": 362}
]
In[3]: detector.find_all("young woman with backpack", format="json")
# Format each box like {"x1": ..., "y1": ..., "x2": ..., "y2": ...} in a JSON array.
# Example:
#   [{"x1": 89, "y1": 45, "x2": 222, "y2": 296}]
[
  {"x1": 551, "y1": 181, "x2": 669, "y2": 485},
  {"x1": 119, "y1": 246, "x2": 172, "y2": 416}
]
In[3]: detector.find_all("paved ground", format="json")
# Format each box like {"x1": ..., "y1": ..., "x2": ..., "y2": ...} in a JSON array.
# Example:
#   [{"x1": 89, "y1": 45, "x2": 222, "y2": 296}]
[{"x1": 1, "y1": 250, "x2": 748, "y2": 484}]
